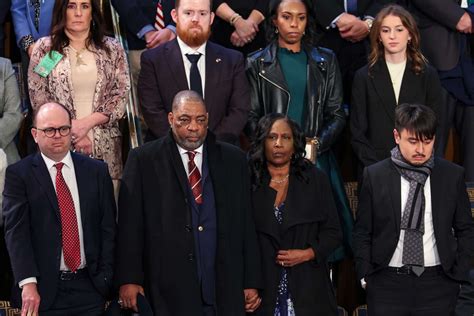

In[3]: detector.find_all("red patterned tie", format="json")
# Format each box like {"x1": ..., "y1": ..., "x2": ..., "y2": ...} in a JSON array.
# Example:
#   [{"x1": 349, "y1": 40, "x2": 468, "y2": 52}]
[
  {"x1": 155, "y1": 1, "x2": 165, "y2": 30},
  {"x1": 55, "y1": 163, "x2": 81, "y2": 272},
  {"x1": 187, "y1": 151, "x2": 203, "y2": 204}
]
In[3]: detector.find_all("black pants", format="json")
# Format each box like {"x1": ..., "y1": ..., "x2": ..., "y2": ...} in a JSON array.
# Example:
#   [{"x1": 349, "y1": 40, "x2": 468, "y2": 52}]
[
  {"x1": 41, "y1": 275, "x2": 105, "y2": 316},
  {"x1": 367, "y1": 267, "x2": 460, "y2": 316}
]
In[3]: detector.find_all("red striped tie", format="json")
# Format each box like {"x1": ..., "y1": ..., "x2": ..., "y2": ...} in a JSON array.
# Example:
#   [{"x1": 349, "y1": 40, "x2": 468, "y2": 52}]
[
  {"x1": 155, "y1": 1, "x2": 165, "y2": 30},
  {"x1": 55, "y1": 163, "x2": 81, "y2": 272},
  {"x1": 187, "y1": 151, "x2": 203, "y2": 204}
]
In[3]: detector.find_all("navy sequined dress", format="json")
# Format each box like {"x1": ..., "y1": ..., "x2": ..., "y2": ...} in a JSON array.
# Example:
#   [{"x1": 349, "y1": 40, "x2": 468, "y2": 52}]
[{"x1": 274, "y1": 203, "x2": 296, "y2": 316}]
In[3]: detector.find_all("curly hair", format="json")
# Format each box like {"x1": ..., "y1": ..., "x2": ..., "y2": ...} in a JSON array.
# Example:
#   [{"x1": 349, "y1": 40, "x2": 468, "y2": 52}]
[
  {"x1": 248, "y1": 113, "x2": 312, "y2": 190},
  {"x1": 368, "y1": 4, "x2": 427, "y2": 75},
  {"x1": 50, "y1": 0, "x2": 109, "y2": 55},
  {"x1": 265, "y1": 0, "x2": 318, "y2": 48}
]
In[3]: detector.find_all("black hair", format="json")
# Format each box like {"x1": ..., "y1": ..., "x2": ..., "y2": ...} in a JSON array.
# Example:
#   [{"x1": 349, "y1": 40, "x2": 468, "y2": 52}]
[
  {"x1": 248, "y1": 113, "x2": 312, "y2": 190},
  {"x1": 266, "y1": 0, "x2": 318, "y2": 48},
  {"x1": 395, "y1": 103, "x2": 437, "y2": 140}
]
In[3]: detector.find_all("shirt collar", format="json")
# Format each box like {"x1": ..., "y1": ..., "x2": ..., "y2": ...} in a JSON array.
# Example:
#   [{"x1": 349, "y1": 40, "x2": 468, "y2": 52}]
[
  {"x1": 177, "y1": 143, "x2": 204, "y2": 157},
  {"x1": 41, "y1": 151, "x2": 74, "y2": 171},
  {"x1": 177, "y1": 36, "x2": 207, "y2": 57}
]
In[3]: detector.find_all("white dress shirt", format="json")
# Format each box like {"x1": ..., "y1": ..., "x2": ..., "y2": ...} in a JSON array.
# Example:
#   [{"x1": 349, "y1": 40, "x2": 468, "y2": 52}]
[
  {"x1": 19, "y1": 152, "x2": 86, "y2": 288},
  {"x1": 177, "y1": 144, "x2": 204, "y2": 176},
  {"x1": 177, "y1": 36, "x2": 207, "y2": 98}
]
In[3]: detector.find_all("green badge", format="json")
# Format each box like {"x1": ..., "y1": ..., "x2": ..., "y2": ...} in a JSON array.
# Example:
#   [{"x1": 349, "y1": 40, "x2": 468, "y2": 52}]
[{"x1": 34, "y1": 51, "x2": 63, "y2": 77}]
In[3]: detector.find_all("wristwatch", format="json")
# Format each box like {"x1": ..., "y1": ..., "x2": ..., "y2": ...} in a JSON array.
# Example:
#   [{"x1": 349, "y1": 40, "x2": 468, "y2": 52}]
[{"x1": 364, "y1": 18, "x2": 373, "y2": 32}]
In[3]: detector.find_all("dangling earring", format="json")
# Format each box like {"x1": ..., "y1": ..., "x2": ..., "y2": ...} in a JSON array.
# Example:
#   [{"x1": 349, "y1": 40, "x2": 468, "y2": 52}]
[
  {"x1": 303, "y1": 31, "x2": 306, "y2": 35},
  {"x1": 275, "y1": 28, "x2": 279, "y2": 34}
]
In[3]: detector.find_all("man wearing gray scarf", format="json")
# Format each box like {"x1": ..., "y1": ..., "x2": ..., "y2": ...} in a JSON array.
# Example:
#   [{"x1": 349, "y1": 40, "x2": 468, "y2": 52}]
[{"x1": 353, "y1": 103, "x2": 474, "y2": 316}]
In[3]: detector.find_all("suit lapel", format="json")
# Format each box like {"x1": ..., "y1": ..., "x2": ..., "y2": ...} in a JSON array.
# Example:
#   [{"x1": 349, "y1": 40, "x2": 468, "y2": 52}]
[
  {"x1": 31, "y1": 153, "x2": 60, "y2": 220},
  {"x1": 429, "y1": 162, "x2": 442, "y2": 232},
  {"x1": 163, "y1": 134, "x2": 189, "y2": 199},
  {"x1": 72, "y1": 153, "x2": 89, "y2": 227},
  {"x1": 205, "y1": 137, "x2": 232, "y2": 239},
  {"x1": 398, "y1": 62, "x2": 417, "y2": 104},
  {"x1": 388, "y1": 162, "x2": 402, "y2": 232},
  {"x1": 166, "y1": 40, "x2": 189, "y2": 91},
  {"x1": 370, "y1": 60, "x2": 397, "y2": 122},
  {"x1": 251, "y1": 180, "x2": 281, "y2": 245},
  {"x1": 204, "y1": 43, "x2": 221, "y2": 115}
]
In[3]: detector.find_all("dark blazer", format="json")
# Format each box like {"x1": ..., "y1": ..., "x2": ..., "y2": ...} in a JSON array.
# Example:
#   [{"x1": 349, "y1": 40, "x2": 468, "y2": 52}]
[
  {"x1": 353, "y1": 158, "x2": 474, "y2": 283},
  {"x1": 252, "y1": 167, "x2": 342, "y2": 316},
  {"x1": 407, "y1": 0, "x2": 465, "y2": 71},
  {"x1": 111, "y1": 0, "x2": 175, "y2": 50},
  {"x1": 115, "y1": 132, "x2": 262, "y2": 315},
  {"x1": 351, "y1": 60, "x2": 442, "y2": 168},
  {"x1": 3, "y1": 152, "x2": 117, "y2": 311},
  {"x1": 138, "y1": 39, "x2": 250, "y2": 144}
]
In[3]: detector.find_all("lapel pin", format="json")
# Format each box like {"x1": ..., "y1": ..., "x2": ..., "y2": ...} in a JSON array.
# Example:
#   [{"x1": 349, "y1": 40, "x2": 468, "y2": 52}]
[{"x1": 216, "y1": 58, "x2": 222, "y2": 63}]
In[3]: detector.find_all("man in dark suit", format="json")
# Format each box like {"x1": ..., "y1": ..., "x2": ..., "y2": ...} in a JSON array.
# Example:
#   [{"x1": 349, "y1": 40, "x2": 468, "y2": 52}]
[
  {"x1": 406, "y1": 0, "x2": 474, "y2": 182},
  {"x1": 353, "y1": 103, "x2": 474, "y2": 315},
  {"x1": 3, "y1": 102, "x2": 116, "y2": 315},
  {"x1": 115, "y1": 90, "x2": 262, "y2": 316},
  {"x1": 138, "y1": 0, "x2": 250, "y2": 144}
]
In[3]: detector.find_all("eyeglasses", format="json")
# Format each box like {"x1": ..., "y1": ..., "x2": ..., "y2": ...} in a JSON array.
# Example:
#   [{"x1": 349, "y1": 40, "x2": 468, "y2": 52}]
[{"x1": 33, "y1": 125, "x2": 71, "y2": 138}]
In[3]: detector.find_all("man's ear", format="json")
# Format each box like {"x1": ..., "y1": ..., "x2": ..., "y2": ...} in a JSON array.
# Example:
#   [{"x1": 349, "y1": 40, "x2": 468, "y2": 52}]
[
  {"x1": 31, "y1": 128, "x2": 38, "y2": 143},
  {"x1": 168, "y1": 112, "x2": 174, "y2": 127},
  {"x1": 171, "y1": 8, "x2": 178, "y2": 24},
  {"x1": 393, "y1": 128, "x2": 401, "y2": 144}
]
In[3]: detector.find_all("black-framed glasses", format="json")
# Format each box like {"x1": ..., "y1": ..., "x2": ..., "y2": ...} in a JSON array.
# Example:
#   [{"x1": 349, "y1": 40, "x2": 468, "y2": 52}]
[{"x1": 33, "y1": 125, "x2": 71, "y2": 138}]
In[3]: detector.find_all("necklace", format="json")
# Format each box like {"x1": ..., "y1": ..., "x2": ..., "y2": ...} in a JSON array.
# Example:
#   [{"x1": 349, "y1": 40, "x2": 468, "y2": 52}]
[
  {"x1": 270, "y1": 174, "x2": 289, "y2": 184},
  {"x1": 71, "y1": 46, "x2": 87, "y2": 67}
]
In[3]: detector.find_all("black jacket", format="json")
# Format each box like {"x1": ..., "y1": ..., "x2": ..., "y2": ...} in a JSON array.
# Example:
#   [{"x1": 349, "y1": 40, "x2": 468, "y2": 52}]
[
  {"x1": 252, "y1": 167, "x2": 342, "y2": 315},
  {"x1": 351, "y1": 59, "x2": 442, "y2": 168},
  {"x1": 245, "y1": 41, "x2": 345, "y2": 153},
  {"x1": 115, "y1": 132, "x2": 262, "y2": 315},
  {"x1": 353, "y1": 158, "x2": 474, "y2": 283}
]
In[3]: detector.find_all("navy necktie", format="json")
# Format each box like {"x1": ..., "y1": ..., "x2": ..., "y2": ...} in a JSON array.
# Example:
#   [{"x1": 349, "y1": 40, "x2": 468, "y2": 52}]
[{"x1": 186, "y1": 53, "x2": 203, "y2": 96}]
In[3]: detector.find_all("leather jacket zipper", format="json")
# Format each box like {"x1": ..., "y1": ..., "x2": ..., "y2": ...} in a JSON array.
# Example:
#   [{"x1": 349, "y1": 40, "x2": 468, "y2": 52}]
[{"x1": 259, "y1": 72, "x2": 291, "y2": 114}]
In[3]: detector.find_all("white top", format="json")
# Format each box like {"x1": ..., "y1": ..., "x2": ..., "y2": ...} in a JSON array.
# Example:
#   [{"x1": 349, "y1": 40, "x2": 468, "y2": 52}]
[
  {"x1": 177, "y1": 37, "x2": 207, "y2": 98},
  {"x1": 462, "y1": 0, "x2": 468, "y2": 8},
  {"x1": 177, "y1": 144, "x2": 204, "y2": 176},
  {"x1": 388, "y1": 176, "x2": 441, "y2": 267},
  {"x1": 386, "y1": 59, "x2": 406, "y2": 104},
  {"x1": 19, "y1": 152, "x2": 86, "y2": 288}
]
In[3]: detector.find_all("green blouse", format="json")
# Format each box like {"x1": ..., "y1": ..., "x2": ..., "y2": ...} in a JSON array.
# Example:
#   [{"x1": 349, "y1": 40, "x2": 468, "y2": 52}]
[{"x1": 277, "y1": 47, "x2": 308, "y2": 126}]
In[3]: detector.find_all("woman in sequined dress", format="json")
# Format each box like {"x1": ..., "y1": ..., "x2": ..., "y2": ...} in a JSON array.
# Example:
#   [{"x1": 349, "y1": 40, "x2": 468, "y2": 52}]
[{"x1": 249, "y1": 113, "x2": 342, "y2": 316}]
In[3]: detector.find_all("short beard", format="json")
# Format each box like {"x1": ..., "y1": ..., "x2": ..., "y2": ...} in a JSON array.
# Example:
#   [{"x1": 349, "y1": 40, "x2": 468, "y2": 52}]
[{"x1": 176, "y1": 24, "x2": 210, "y2": 47}]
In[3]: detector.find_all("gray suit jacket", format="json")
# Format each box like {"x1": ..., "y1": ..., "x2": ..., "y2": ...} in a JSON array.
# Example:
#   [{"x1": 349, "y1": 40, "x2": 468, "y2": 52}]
[{"x1": 0, "y1": 57, "x2": 22, "y2": 165}]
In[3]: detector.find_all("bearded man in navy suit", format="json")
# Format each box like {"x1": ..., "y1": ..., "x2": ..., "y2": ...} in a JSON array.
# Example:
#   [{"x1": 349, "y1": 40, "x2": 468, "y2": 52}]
[{"x1": 137, "y1": 0, "x2": 250, "y2": 144}]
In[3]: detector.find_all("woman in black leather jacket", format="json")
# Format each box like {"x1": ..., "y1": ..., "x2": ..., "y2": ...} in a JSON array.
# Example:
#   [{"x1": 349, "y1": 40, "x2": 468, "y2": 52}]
[{"x1": 246, "y1": 0, "x2": 353, "y2": 264}]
